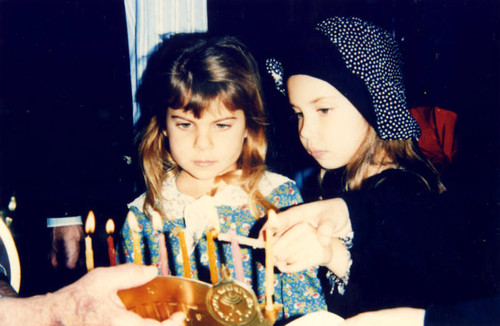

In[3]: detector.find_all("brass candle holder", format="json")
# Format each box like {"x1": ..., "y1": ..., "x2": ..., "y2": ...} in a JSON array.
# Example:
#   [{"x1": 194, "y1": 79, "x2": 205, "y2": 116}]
[{"x1": 118, "y1": 266, "x2": 281, "y2": 326}]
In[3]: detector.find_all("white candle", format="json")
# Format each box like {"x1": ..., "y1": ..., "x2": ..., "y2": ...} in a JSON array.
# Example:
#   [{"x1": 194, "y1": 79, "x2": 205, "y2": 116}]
[
  {"x1": 127, "y1": 211, "x2": 142, "y2": 264},
  {"x1": 151, "y1": 212, "x2": 169, "y2": 275}
]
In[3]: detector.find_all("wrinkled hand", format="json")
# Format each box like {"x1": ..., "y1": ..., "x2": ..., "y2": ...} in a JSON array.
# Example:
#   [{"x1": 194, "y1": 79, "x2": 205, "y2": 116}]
[
  {"x1": 53, "y1": 264, "x2": 186, "y2": 326},
  {"x1": 341, "y1": 308, "x2": 425, "y2": 326},
  {"x1": 51, "y1": 225, "x2": 84, "y2": 269},
  {"x1": 0, "y1": 264, "x2": 186, "y2": 326}
]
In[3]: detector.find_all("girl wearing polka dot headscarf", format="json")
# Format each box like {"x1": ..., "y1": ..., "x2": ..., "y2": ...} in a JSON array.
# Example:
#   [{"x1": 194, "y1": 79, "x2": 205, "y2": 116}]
[{"x1": 263, "y1": 17, "x2": 472, "y2": 318}]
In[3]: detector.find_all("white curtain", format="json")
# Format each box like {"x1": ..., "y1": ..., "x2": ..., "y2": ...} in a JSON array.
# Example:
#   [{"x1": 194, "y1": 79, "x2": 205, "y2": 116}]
[{"x1": 124, "y1": 0, "x2": 208, "y2": 126}]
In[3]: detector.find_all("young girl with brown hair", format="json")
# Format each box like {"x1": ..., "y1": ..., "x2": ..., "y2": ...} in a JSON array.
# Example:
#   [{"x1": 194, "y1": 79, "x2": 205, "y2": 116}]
[{"x1": 120, "y1": 34, "x2": 327, "y2": 320}]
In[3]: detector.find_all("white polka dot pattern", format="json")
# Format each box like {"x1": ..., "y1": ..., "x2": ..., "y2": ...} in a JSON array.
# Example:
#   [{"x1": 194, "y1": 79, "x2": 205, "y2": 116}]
[{"x1": 315, "y1": 17, "x2": 420, "y2": 140}]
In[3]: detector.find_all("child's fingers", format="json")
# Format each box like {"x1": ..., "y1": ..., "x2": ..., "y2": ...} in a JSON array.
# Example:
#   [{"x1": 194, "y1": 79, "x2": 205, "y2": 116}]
[
  {"x1": 273, "y1": 222, "x2": 311, "y2": 260},
  {"x1": 260, "y1": 206, "x2": 309, "y2": 241},
  {"x1": 317, "y1": 216, "x2": 336, "y2": 247},
  {"x1": 273, "y1": 223, "x2": 331, "y2": 272}
]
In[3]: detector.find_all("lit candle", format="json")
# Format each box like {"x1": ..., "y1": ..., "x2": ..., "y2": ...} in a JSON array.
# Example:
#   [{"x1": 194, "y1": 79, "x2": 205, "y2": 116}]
[
  {"x1": 178, "y1": 229, "x2": 192, "y2": 278},
  {"x1": 85, "y1": 211, "x2": 95, "y2": 272},
  {"x1": 105, "y1": 219, "x2": 117, "y2": 266},
  {"x1": 206, "y1": 229, "x2": 218, "y2": 284},
  {"x1": 127, "y1": 211, "x2": 142, "y2": 264},
  {"x1": 8, "y1": 195, "x2": 16, "y2": 212},
  {"x1": 265, "y1": 209, "x2": 276, "y2": 311},
  {"x1": 151, "y1": 212, "x2": 169, "y2": 276},
  {"x1": 229, "y1": 223, "x2": 244, "y2": 282}
]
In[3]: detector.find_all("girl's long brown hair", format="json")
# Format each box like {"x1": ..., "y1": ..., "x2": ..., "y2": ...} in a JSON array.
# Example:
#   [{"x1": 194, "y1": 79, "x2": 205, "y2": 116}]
[
  {"x1": 345, "y1": 127, "x2": 444, "y2": 193},
  {"x1": 136, "y1": 34, "x2": 275, "y2": 221}
]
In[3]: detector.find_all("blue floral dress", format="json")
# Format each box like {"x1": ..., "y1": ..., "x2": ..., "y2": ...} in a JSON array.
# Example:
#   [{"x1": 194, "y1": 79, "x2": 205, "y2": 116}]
[{"x1": 120, "y1": 171, "x2": 327, "y2": 320}]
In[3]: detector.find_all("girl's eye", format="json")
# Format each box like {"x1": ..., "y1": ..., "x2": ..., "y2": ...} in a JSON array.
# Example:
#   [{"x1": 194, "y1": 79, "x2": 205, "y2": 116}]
[
  {"x1": 318, "y1": 108, "x2": 331, "y2": 115},
  {"x1": 215, "y1": 123, "x2": 231, "y2": 130},
  {"x1": 177, "y1": 122, "x2": 192, "y2": 129}
]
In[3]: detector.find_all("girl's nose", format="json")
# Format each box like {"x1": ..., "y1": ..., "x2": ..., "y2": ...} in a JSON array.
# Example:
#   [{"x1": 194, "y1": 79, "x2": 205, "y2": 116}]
[
  {"x1": 298, "y1": 117, "x2": 312, "y2": 141},
  {"x1": 194, "y1": 130, "x2": 213, "y2": 150}
]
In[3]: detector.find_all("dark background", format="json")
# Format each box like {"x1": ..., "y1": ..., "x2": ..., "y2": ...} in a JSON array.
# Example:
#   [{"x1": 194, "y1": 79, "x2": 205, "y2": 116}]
[{"x1": 0, "y1": 0, "x2": 498, "y2": 296}]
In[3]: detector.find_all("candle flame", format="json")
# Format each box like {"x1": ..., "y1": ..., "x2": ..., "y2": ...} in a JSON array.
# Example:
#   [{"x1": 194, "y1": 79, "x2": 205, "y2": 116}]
[
  {"x1": 85, "y1": 210, "x2": 95, "y2": 234},
  {"x1": 105, "y1": 218, "x2": 115, "y2": 234},
  {"x1": 127, "y1": 211, "x2": 139, "y2": 232},
  {"x1": 8, "y1": 196, "x2": 16, "y2": 211}
]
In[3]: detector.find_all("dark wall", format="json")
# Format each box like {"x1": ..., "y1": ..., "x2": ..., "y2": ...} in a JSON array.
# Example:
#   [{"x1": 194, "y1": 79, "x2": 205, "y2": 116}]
[{"x1": 0, "y1": 0, "x2": 134, "y2": 295}]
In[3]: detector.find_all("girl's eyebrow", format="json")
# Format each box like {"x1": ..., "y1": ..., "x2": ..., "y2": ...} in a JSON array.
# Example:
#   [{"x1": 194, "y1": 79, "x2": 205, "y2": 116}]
[
  {"x1": 213, "y1": 116, "x2": 237, "y2": 123},
  {"x1": 311, "y1": 96, "x2": 336, "y2": 105},
  {"x1": 170, "y1": 114, "x2": 237, "y2": 123},
  {"x1": 170, "y1": 114, "x2": 194, "y2": 122},
  {"x1": 289, "y1": 96, "x2": 334, "y2": 108}
]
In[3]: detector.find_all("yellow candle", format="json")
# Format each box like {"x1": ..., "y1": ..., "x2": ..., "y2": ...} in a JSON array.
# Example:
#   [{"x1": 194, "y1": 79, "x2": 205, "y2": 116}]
[
  {"x1": 265, "y1": 209, "x2": 276, "y2": 310},
  {"x1": 178, "y1": 229, "x2": 192, "y2": 278},
  {"x1": 127, "y1": 211, "x2": 142, "y2": 264},
  {"x1": 206, "y1": 229, "x2": 218, "y2": 284},
  {"x1": 84, "y1": 211, "x2": 95, "y2": 272}
]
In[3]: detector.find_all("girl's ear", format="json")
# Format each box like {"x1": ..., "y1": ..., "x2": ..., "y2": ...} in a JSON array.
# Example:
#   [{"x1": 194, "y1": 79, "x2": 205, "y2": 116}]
[
  {"x1": 244, "y1": 129, "x2": 248, "y2": 139},
  {"x1": 162, "y1": 130, "x2": 168, "y2": 137}
]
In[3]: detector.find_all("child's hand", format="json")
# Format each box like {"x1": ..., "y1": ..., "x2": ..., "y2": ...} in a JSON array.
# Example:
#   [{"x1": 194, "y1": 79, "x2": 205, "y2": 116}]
[
  {"x1": 272, "y1": 221, "x2": 332, "y2": 273},
  {"x1": 262, "y1": 198, "x2": 351, "y2": 246},
  {"x1": 260, "y1": 198, "x2": 352, "y2": 273}
]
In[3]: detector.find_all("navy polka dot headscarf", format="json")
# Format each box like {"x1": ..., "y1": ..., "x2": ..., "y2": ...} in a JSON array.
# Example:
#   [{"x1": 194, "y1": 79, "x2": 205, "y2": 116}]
[{"x1": 266, "y1": 16, "x2": 421, "y2": 140}]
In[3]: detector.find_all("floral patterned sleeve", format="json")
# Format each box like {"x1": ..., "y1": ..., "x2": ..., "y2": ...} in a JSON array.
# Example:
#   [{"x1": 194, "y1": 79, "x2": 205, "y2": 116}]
[{"x1": 269, "y1": 180, "x2": 303, "y2": 208}]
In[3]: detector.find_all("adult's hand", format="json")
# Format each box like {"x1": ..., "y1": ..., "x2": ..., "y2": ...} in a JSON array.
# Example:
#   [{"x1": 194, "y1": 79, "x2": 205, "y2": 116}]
[
  {"x1": 0, "y1": 264, "x2": 186, "y2": 326},
  {"x1": 341, "y1": 307, "x2": 425, "y2": 326},
  {"x1": 51, "y1": 225, "x2": 84, "y2": 269}
]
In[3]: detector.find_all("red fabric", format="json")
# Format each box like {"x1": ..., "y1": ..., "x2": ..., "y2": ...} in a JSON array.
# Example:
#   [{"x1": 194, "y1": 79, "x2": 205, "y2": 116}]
[{"x1": 409, "y1": 106, "x2": 458, "y2": 169}]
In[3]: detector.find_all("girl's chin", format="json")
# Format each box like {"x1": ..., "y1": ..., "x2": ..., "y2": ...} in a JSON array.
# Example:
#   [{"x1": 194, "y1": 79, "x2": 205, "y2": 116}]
[{"x1": 316, "y1": 160, "x2": 346, "y2": 171}]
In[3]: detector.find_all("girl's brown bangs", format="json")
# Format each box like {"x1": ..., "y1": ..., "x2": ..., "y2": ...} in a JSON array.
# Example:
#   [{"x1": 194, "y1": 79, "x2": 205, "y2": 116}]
[
  {"x1": 181, "y1": 85, "x2": 242, "y2": 118},
  {"x1": 168, "y1": 76, "x2": 192, "y2": 110}
]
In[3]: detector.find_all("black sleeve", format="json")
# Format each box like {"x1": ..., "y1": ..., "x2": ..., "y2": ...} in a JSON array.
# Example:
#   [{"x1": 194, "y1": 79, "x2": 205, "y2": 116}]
[
  {"x1": 425, "y1": 296, "x2": 500, "y2": 326},
  {"x1": 336, "y1": 170, "x2": 475, "y2": 313}
]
